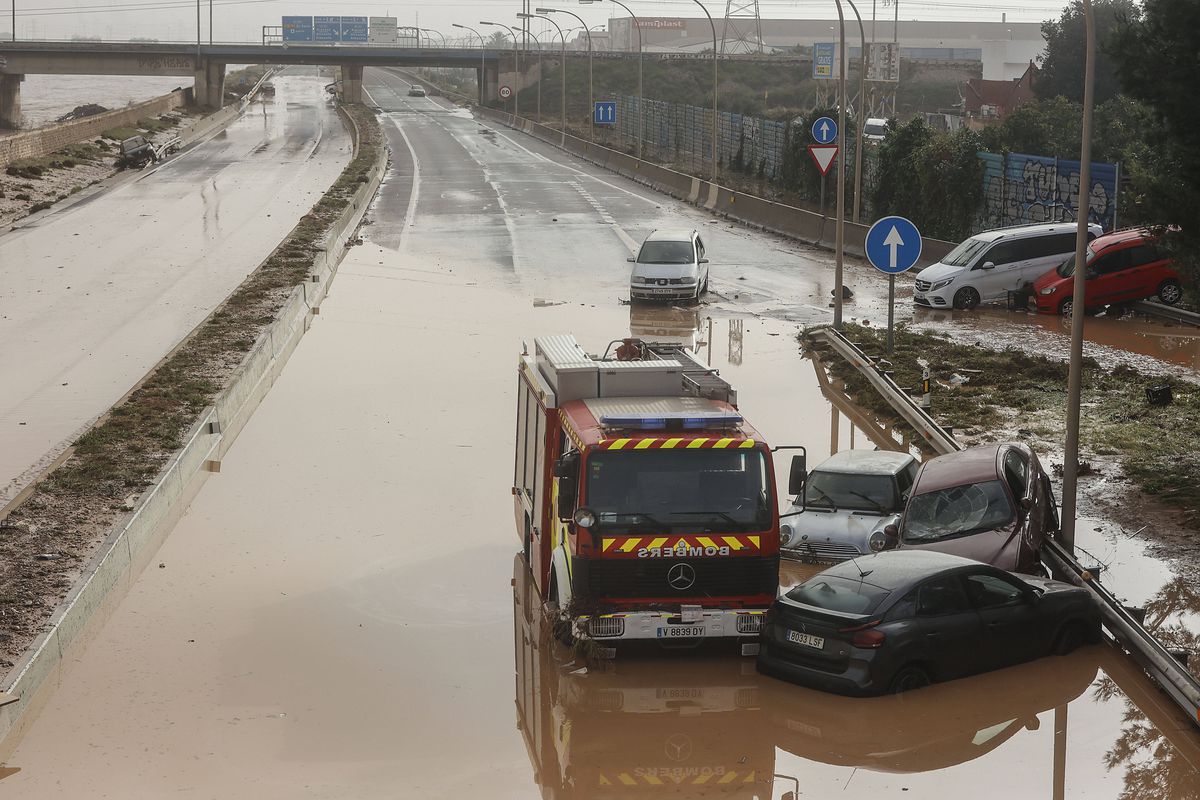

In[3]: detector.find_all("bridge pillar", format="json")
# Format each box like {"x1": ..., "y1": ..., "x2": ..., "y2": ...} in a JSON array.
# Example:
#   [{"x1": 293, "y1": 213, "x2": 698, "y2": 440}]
[
  {"x1": 192, "y1": 60, "x2": 226, "y2": 109},
  {"x1": 0, "y1": 74, "x2": 22, "y2": 130},
  {"x1": 481, "y1": 63, "x2": 499, "y2": 104},
  {"x1": 341, "y1": 64, "x2": 364, "y2": 104}
]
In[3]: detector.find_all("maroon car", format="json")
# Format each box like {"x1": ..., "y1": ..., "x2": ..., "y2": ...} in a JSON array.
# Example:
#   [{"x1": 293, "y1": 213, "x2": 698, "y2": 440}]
[{"x1": 885, "y1": 443, "x2": 1057, "y2": 574}]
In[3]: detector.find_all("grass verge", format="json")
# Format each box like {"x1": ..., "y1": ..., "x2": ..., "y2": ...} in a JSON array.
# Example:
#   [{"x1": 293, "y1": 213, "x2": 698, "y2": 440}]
[
  {"x1": 816, "y1": 323, "x2": 1199, "y2": 520},
  {"x1": 0, "y1": 104, "x2": 383, "y2": 670}
]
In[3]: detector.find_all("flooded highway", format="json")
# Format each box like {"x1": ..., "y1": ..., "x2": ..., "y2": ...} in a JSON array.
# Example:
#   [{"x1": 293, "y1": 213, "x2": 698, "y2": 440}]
[
  {"x1": 1, "y1": 72, "x2": 1199, "y2": 797},
  {"x1": 0, "y1": 74, "x2": 351, "y2": 506}
]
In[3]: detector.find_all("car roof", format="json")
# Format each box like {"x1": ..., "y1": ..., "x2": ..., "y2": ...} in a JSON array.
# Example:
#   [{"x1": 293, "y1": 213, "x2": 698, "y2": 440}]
[
  {"x1": 644, "y1": 229, "x2": 696, "y2": 242},
  {"x1": 1090, "y1": 227, "x2": 1157, "y2": 252},
  {"x1": 968, "y1": 222, "x2": 1098, "y2": 244},
  {"x1": 820, "y1": 550, "x2": 984, "y2": 591},
  {"x1": 914, "y1": 443, "x2": 1004, "y2": 492},
  {"x1": 814, "y1": 450, "x2": 914, "y2": 475}
]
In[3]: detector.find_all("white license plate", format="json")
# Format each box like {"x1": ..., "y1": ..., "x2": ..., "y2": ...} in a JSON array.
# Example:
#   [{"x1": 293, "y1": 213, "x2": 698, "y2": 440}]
[
  {"x1": 787, "y1": 630, "x2": 825, "y2": 649},
  {"x1": 658, "y1": 625, "x2": 704, "y2": 638},
  {"x1": 913, "y1": 291, "x2": 926, "y2": 300},
  {"x1": 656, "y1": 687, "x2": 704, "y2": 699},
  {"x1": 650, "y1": 288, "x2": 679, "y2": 294}
]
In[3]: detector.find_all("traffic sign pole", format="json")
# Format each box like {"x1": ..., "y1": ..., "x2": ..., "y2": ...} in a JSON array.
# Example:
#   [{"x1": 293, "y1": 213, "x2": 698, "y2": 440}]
[
  {"x1": 865, "y1": 215, "x2": 923, "y2": 354},
  {"x1": 887, "y1": 275, "x2": 895, "y2": 353}
]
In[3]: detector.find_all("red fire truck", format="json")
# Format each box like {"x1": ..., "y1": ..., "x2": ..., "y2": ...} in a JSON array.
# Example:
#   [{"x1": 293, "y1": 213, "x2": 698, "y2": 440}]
[{"x1": 513, "y1": 335, "x2": 804, "y2": 654}]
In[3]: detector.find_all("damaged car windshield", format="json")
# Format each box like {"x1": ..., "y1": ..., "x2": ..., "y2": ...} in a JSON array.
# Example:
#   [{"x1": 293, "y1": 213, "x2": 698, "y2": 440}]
[
  {"x1": 586, "y1": 449, "x2": 768, "y2": 533},
  {"x1": 903, "y1": 480, "x2": 1014, "y2": 542}
]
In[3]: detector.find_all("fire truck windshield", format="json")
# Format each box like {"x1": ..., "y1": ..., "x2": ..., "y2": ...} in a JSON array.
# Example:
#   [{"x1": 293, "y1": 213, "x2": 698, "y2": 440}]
[{"x1": 586, "y1": 449, "x2": 770, "y2": 533}]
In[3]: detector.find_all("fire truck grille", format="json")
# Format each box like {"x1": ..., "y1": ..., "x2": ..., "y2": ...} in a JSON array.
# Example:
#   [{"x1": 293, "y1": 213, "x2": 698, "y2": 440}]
[{"x1": 587, "y1": 557, "x2": 778, "y2": 600}]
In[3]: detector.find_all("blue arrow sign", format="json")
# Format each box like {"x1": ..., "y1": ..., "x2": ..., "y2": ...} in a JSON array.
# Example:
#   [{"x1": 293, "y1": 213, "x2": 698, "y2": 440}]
[
  {"x1": 811, "y1": 116, "x2": 838, "y2": 145},
  {"x1": 594, "y1": 101, "x2": 617, "y2": 126},
  {"x1": 865, "y1": 216, "x2": 923, "y2": 274}
]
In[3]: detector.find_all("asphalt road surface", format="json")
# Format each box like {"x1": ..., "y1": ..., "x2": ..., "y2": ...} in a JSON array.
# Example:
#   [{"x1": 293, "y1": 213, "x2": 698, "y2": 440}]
[
  {"x1": 0, "y1": 74, "x2": 351, "y2": 506},
  {"x1": 1, "y1": 70, "x2": 1198, "y2": 798}
]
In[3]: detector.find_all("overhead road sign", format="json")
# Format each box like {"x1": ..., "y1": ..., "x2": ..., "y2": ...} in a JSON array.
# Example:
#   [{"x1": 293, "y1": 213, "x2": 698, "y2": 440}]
[
  {"x1": 594, "y1": 101, "x2": 616, "y2": 125},
  {"x1": 813, "y1": 42, "x2": 836, "y2": 79},
  {"x1": 807, "y1": 145, "x2": 839, "y2": 176},
  {"x1": 811, "y1": 116, "x2": 837, "y2": 145},
  {"x1": 314, "y1": 15, "x2": 340, "y2": 42},
  {"x1": 865, "y1": 216, "x2": 923, "y2": 274},
  {"x1": 282, "y1": 16, "x2": 313, "y2": 42},
  {"x1": 369, "y1": 16, "x2": 399, "y2": 44},
  {"x1": 341, "y1": 17, "x2": 369, "y2": 43}
]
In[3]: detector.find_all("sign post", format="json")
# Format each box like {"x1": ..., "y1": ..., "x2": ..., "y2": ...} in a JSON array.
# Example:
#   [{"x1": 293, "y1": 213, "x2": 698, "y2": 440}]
[{"x1": 865, "y1": 215, "x2": 923, "y2": 353}]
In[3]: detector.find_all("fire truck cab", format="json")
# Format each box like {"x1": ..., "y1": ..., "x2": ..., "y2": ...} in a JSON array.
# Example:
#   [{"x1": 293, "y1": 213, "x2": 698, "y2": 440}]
[{"x1": 514, "y1": 335, "x2": 802, "y2": 653}]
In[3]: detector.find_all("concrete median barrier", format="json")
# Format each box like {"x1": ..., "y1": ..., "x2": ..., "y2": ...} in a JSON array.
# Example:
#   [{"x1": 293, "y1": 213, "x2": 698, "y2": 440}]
[{"x1": 0, "y1": 106, "x2": 387, "y2": 751}]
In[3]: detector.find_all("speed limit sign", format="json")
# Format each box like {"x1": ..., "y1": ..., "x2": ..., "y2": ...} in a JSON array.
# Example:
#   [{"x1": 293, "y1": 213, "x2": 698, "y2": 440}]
[{"x1": 499, "y1": 85, "x2": 513, "y2": 99}]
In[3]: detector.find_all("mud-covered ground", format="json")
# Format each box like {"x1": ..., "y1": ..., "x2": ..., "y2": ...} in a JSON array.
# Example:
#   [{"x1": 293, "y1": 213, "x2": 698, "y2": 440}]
[{"x1": 0, "y1": 105, "x2": 382, "y2": 670}]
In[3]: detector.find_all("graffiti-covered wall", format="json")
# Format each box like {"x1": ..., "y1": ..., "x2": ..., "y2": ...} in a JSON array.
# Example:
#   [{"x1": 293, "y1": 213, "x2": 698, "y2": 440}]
[{"x1": 979, "y1": 151, "x2": 1120, "y2": 232}]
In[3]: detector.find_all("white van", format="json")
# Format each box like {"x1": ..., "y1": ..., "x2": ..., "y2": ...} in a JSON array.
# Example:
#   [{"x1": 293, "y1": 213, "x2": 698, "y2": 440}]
[{"x1": 913, "y1": 222, "x2": 1102, "y2": 309}]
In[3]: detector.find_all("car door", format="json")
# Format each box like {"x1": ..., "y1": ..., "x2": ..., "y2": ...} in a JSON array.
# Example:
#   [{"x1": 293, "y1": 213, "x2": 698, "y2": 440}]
[
  {"x1": 970, "y1": 241, "x2": 1021, "y2": 302},
  {"x1": 1020, "y1": 232, "x2": 1076, "y2": 290},
  {"x1": 963, "y1": 569, "x2": 1045, "y2": 667},
  {"x1": 1087, "y1": 248, "x2": 1131, "y2": 306},
  {"x1": 1119, "y1": 242, "x2": 1161, "y2": 302},
  {"x1": 910, "y1": 574, "x2": 986, "y2": 679},
  {"x1": 695, "y1": 235, "x2": 708, "y2": 288}
]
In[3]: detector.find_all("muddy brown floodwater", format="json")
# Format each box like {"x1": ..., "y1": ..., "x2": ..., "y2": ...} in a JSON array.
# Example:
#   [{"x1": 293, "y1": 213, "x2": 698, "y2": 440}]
[{"x1": 2, "y1": 88, "x2": 1199, "y2": 797}]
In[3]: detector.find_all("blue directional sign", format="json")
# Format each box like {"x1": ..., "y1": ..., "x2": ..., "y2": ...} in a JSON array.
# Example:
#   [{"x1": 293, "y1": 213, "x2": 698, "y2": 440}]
[
  {"x1": 314, "y1": 15, "x2": 340, "y2": 42},
  {"x1": 282, "y1": 16, "x2": 313, "y2": 42},
  {"x1": 865, "y1": 216, "x2": 923, "y2": 274},
  {"x1": 341, "y1": 16, "x2": 369, "y2": 42},
  {"x1": 594, "y1": 101, "x2": 617, "y2": 126},
  {"x1": 811, "y1": 116, "x2": 838, "y2": 145}
]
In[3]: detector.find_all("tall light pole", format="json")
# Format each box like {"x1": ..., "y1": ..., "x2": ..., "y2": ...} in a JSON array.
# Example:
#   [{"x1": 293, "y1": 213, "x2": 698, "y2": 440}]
[
  {"x1": 481, "y1": 21, "x2": 519, "y2": 117},
  {"x1": 686, "y1": 0, "x2": 718, "y2": 178},
  {"x1": 846, "y1": 0, "x2": 867, "y2": 224},
  {"x1": 537, "y1": 7, "x2": 593, "y2": 140},
  {"x1": 522, "y1": 11, "x2": 568, "y2": 143},
  {"x1": 1060, "y1": 0, "x2": 1095, "y2": 555},
  {"x1": 510, "y1": 25, "x2": 534, "y2": 115},
  {"x1": 580, "y1": 0, "x2": 641, "y2": 158},
  {"x1": 452, "y1": 23, "x2": 487, "y2": 103},
  {"x1": 832, "y1": 0, "x2": 848, "y2": 329},
  {"x1": 520, "y1": 25, "x2": 547, "y2": 120},
  {"x1": 421, "y1": 28, "x2": 446, "y2": 46}
]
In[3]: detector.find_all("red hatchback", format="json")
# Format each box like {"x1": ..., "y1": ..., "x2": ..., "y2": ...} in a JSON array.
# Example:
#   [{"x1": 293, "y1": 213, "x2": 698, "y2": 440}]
[{"x1": 1032, "y1": 228, "x2": 1183, "y2": 315}]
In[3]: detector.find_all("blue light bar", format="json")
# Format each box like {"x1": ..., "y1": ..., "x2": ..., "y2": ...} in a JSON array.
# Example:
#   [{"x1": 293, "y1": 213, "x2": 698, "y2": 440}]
[{"x1": 599, "y1": 413, "x2": 744, "y2": 431}]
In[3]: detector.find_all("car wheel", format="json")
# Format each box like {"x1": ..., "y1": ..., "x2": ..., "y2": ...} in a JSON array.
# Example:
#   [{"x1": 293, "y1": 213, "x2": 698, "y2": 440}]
[
  {"x1": 1052, "y1": 621, "x2": 1088, "y2": 655},
  {"x1": 1159, "y1": 279, "x2": 1183, "y2": 306},
  {"x1": 952, "y1": 287, "x2": 980, "y2": 310},
  {"x1": 1059, "y1": 297, "x2": 1073, "y2": 317},
  {"x1": 889, "y1": 664, "x2": 932, "y2": 694}
]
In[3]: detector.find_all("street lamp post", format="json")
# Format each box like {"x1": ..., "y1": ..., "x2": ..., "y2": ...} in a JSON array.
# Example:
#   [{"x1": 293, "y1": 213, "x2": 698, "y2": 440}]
[
  {"x1": 537, "y1": 7, "x2": 593, "y2": 140},
  {"x1": 481, "y1": 21, "x2": 519, "y2": 117},
  {"x1": 846, "y1": 0, "x2": 867, "y2": 224},
  {"x1": 1061, "y1": 0, "x2": 1096, "y2": 555},
  {"x1": 451, "y1": 23, "x2": 487, "y2": 104},
  {"x1": 421, "y1": 28, "x2": 446, "y2": 46},
  {"x1": 522, "y1": 12, "x2": 568, "y2": 144},
  {"x1": 832, "y1": 0, "x2": 848, "y2": 330},
  {"x1": 687, "y1": 0, "x2": 718, "y2": 178},
  {"x1": 510, "y1": 25, "x2": 535, "y2": 115},
  {"x1": 580, "y1": 0, "x2": 642, "y2": 157}
]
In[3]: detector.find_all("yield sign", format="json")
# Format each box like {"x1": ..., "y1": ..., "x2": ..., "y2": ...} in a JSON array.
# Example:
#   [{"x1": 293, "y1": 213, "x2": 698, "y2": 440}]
[{"x1": 807, "y1": 144, "x2": 839, "y2": 176}]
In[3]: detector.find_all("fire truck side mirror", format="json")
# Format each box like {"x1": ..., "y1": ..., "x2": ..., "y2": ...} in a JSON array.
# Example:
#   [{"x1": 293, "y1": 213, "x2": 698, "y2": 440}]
[
  {"x1": 788, "y1": 454, "x2": 808, "y2": 497},
  {"x1": 555, "y1": 452, "x2": 580, "y2": 519}
]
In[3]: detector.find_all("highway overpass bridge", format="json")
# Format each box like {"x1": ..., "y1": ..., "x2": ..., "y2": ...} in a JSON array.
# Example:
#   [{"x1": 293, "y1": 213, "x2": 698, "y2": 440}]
[{"x1": 0, "y1": 39, "x2": 808, "y2": 127}]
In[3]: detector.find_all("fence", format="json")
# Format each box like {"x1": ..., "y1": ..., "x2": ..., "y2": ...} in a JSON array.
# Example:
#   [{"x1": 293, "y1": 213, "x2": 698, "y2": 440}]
[{"x1": 978, "y1": 151, "x2": 1121, "y2": 232}]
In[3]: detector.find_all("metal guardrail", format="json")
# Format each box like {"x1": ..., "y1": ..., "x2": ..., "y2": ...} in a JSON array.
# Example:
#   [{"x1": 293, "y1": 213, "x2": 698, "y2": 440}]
[
  {"x1": 1132, "y1": 300, "x2": 1200, "y2": 327},
  {"x1": 806, "y1": 323, "x2": 1200, "y2": 728}
]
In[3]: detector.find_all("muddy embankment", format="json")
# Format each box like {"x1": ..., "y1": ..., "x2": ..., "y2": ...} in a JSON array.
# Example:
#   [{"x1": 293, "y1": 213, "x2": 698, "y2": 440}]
[{"x1": 0, "y1": 104, "x2": 385, "y2": 674}]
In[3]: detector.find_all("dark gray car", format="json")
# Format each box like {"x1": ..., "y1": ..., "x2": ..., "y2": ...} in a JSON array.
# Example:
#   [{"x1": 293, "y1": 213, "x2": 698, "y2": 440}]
[{"x1": 757, "y1": 550, "x2": 1100, "y2": 695}]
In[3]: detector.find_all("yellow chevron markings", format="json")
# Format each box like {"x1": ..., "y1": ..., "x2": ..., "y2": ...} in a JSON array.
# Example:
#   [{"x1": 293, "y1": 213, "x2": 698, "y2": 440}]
[
  {"x1": 618, "y1": 538, "x2": 642, "y2": 553},
  {"x1": 748, "y1": 535, "x2": 760, "y2": 548},
  {"x1": 635, "y1": 438, "x2": 657, "y2": 449},
  {"x1": 608, "y1": 438, "x2": 631, "y2": 450},
  {"x1": 739, "y1": 440, "x2": 755, "y2": 448},
  {"x1": 663, "y1": 437, "x2": 684, "y2": 449},
  {"x1": 696, "y1": 536, "x2": 719, "y2": 549},
  {"x1": 687, "y1": 438, "x2": 708, "y2": 448},
  {"x1": 722, "y1": 536, "x2": 744, "y2": 550},
  {"x1": 714, "y1": 437, "x2": 734, "y2": 449},
  {"x1": 602, "y1": 538, "x2": 616, "y2": 552},
  {"x1": 647, "y1": 537, "x2": 669, "y2": 549}
]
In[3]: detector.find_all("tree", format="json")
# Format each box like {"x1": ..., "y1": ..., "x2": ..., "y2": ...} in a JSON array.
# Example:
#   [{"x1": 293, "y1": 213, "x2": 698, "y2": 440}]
[
  {"x1": 1036, "y1": 0, "x2": 1139, "y2": 104},
  {"x1": 488, "y1": 30, "x2": 510, "y2": 48},
  {"x1": 1110, "y1": 0, "x2": 1200, "y2": 280}
]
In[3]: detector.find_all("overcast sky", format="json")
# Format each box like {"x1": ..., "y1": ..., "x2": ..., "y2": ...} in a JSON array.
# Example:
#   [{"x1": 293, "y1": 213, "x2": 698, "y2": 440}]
[{"x1": 3, "y1": 0, "x2": 1072, "y2": 42}]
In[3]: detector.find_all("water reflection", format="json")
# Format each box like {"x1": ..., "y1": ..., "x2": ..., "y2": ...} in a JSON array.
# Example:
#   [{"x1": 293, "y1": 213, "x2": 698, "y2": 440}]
[
  {"x1": 513, "y1": 556, "x2": 1111, "y2": 798},
  {"x1": 627, "y1": 305, "x2": 704, "y2": 353}
]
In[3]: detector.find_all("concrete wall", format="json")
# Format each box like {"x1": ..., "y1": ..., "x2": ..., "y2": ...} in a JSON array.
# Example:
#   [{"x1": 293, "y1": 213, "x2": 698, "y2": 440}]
[
  {"x1": 475, "y1": 106, "x2": 955, "y2": 267},
  {"x1": 0, "y1": 88, "x2": 189, "y2": 167},
  {"x1": 0, "y1": 106, "x2": 388, "y2": 751}
]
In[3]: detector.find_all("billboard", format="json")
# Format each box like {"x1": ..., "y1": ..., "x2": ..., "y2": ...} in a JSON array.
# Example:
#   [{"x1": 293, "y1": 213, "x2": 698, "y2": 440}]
[
  {"x1": 282, "y1": 16, "x2": 313, "y2": 42},
  {"x1": 341, "y1": 16, "x2": 368, "y2": 42},
  {"x1": 867, "y1": 42, "x2": 900, "y2": 82},
  {"x1": 813, "y1": 42, "x2": 837, "y2": 79},
  {"x1": 635, "y1": 17, "x2": 687, "y2": 29},
  {"x1": 369, "y1": 16, "x2": 399, "y2": 44}
]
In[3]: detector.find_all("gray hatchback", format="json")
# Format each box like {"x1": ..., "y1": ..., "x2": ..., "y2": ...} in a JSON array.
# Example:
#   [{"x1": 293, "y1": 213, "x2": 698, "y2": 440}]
[{"x1": 757, "y1": 550, "x2": 1099, "y2": 695}]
